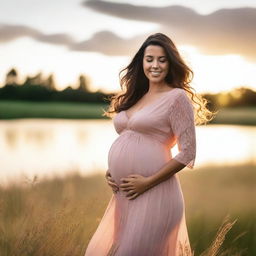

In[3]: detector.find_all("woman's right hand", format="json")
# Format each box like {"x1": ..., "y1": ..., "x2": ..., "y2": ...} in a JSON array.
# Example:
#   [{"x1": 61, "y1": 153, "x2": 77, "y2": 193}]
[{"x1": 105, "y1": 169, "x2": 119, "y2": 193}]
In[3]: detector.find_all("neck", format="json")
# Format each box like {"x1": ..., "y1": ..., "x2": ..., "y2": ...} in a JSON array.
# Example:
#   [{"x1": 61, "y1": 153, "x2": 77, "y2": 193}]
[{"x1": 147, "y1": 81, "x2": 172, "y2": 94}]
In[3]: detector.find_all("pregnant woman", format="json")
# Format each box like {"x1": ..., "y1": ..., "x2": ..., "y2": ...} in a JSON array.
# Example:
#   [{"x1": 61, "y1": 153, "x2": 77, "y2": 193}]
[{"x1": 85, "y1": 33, "x2": 211, "y2": 256}]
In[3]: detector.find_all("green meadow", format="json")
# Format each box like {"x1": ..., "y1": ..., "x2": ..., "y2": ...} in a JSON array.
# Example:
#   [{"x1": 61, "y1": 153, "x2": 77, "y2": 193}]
[
  {"x1": 1, "y1": 100, "x2": 256, "y2": 125},
  {"x1": 0, "y1": 164, "x2": 255, "y2": 256},
  {"x1": 0, "y1": 100, "x2": 109, "y2": 119}
]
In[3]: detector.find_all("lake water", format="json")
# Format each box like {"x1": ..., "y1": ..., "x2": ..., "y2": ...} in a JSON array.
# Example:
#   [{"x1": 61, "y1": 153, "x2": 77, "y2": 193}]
[{"x1": 0, "y1": 119, "x2": 255, "y2": 186}]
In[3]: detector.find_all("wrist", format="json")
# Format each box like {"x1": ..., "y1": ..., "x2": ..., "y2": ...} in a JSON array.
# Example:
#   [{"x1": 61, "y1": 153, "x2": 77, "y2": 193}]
[{"x1": 147, "y1": 175, "x2": 156, "y2": 189}]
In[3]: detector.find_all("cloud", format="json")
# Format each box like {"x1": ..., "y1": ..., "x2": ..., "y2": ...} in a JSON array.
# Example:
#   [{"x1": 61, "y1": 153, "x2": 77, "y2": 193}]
[
  {"x1": 83, "y1": 0, "x2": 199, "y2": 24},
  {"x1": 0, "y1": 23, "x2": 141, "y2": 56},
  {"x1": 70, "y1": 31, "x2": 144, "y2": 56},
  {"x1": 82, "y1": 0, "x2": 256, "y2": 61},
  {"x1": 0, "y1": 23, "x2": 146, "y2": 56},
  {"x1": 0, "y1": 24, "x2": 75, "y2": 46},
  {"x1": 1, "y1": 1, "x2": 256, "y2": 61}
]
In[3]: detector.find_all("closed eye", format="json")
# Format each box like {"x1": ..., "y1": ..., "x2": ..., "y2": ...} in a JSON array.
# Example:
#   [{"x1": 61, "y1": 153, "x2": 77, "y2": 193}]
[
  {"x1": 146, "y1": 59, "x2": 167, "y2": 63},
  {"x1": 145, "y1": 56, "x2": 167, "y2": 62}
]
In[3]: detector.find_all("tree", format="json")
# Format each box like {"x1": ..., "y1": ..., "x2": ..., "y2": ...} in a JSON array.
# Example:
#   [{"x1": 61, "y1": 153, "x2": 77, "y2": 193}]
[
  {"x1": 23, "y1": 72, "x2": 43, "y2": 86},
  {"x1": 5, "y1": 68, "x2": 18, "y2": 86},
  {"x1": 44, "y1": 74, "x2": 56, "y2": 91},
  {"x1": 78, "y1": 74, "x2": 89, "y2": 92}
]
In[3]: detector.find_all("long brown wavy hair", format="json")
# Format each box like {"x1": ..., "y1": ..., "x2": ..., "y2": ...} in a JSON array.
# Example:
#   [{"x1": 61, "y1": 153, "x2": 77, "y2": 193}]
[{"x1": 104, "y1": 33, "x2": 213, "y2": 125}]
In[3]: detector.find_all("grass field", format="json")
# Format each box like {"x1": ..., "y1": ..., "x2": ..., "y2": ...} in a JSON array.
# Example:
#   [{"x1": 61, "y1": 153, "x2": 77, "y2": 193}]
[
  {"x1": 0, "y1": 164, "x2": 255, "y2": 256},
  {"x1": 0, "y1": 100, "x2": 256, "y2": 125},
  {"x1": 0, "y1": 100, "x2": 109, "y2": 119}
]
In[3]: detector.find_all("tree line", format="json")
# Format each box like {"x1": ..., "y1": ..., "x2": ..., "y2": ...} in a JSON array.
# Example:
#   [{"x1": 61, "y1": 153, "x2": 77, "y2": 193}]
[
  {"x1": 0, "y1": 68, "x2": 111, "y2": 103},
  {"x1": 0, "y1": 68, "x2": 256, "y2": 109}
]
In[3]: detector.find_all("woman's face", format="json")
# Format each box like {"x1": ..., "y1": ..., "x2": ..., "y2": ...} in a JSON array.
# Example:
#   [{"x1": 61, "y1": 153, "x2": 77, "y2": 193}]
[{"x1": 143, "y1": 45, "x2": 169, "y2": 84}]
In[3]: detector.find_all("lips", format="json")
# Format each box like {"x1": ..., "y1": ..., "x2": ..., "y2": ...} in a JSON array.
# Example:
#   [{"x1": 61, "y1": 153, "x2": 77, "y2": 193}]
[{"x1": 150, "y1": 71, "x2": 161, "y2": 76}]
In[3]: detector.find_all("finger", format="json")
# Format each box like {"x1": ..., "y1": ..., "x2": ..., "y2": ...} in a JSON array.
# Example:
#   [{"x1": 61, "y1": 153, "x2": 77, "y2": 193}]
[
  {"x1": 127, "y1": 193, "x2": 139, "y2": 200},
  {"x1": 120, "y1": 179, "x2": 134, "y2": 185},
  {"x1": 109, "y1": 181, "x2": 119, "y2": 187},
  {"x1": 107, "y1": 177, "x2": 117, "y2": 183},
  {"x1": 110, "y1": 184, "x2": 119, "y2": 190},
  {"x1": 120, "y1": 183, "x2": 134, "y2": 190},
  {"x1": 120, "y1": 178, "x2": 133, "y2": 183},
  {"x1": 107, "y1": 179, "x2": 115, "y2": 185},
  {"x1": 108, "y1": 181, "x2": 119, "y2": 188},
  {"x1": 126, "y1": 190, "x2": 137, "y2": 197},
  {"x1": 106, "y1": 176, "x2": 117, "y2": 183},
  {"x1": 127, "y1": 174, "x2": 139, "y2": 178},
  {"x1": 121, "y1": 187, "x2": 133, "y2": 192},
  {"x1": 106, "y1": 173, "x2": 112, "y2": 179},
  {"x1": 106, "y1": 170, "x2": 112, "y2": 176},
  {"x1": 114, "y1": 185, "x2": 119, "y2": 190},
  {"x1": 119, "y1": 183, "x2": 133, "y2": 188}
]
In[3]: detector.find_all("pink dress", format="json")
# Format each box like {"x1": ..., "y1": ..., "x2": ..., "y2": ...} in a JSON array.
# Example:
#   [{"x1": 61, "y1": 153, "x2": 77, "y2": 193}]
[{"x1": 85, "y1": 88, "x2": 196, "y2": 256}]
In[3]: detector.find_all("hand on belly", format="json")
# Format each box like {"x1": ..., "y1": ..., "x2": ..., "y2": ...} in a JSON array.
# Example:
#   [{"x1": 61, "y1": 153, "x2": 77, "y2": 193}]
[{"x1": 119, "y1": 174, "x2": 152, "y2": 200}]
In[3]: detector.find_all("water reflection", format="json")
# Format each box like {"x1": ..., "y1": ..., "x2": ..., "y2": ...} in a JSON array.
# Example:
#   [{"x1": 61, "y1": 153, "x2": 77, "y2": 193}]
[
  {"x1": 5, "y1": 128, "x2": 18, "y2": 149},
  {"x1": 0, "y1": 119, "x2": 255, "y2": 185},
  {"x1": 196, "y1": 125, "x2": 256, "y2": 166}
]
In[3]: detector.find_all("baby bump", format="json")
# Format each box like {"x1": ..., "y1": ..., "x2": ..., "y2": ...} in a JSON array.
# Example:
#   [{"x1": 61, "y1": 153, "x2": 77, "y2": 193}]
[{"x1": 108, "y1": 132, "x2": 170, "y2": 185}]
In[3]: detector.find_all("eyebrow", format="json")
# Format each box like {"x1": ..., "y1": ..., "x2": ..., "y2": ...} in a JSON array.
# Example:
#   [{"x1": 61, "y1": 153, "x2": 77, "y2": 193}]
[{"x1": 145, "y1": 55, "x2": 166, "y2": 58}]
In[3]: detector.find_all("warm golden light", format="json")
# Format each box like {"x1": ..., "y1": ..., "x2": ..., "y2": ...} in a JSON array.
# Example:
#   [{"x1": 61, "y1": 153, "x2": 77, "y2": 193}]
[
  {"x1": 1, "y1": 40, "x2": 256, "y2": 94},
  {"x1": 179, "y1": 45, "x2": 256, "y2": 93}
]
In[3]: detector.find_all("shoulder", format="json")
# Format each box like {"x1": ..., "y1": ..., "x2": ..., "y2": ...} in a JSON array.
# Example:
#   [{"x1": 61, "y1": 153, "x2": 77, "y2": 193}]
[
  {"x1": 169, "y1": 88, "x2": 194, "y2": 114},
  {"x1": 175, "y1": 88, "x2": 188, "y2": 96},
  {"x1": 171, "y1": 88, "x2": 191, "y2": 105}
]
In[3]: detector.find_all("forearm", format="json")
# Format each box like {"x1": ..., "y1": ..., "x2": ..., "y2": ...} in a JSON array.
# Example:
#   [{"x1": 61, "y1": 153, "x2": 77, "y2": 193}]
[{"x1": 148, "y1": 159, "x2": 186, "y2": 188}]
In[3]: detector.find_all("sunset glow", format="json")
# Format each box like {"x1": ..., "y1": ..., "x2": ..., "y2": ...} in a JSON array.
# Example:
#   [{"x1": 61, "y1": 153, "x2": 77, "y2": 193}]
[{"x1": 0, "y1": 0, "x2": 255, "y2": 94}]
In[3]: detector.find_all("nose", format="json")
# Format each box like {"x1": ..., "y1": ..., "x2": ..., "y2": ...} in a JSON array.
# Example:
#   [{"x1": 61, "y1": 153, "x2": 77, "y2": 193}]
[{"x1": 152, "y1": 59, "x2": 159, "y2": 69}]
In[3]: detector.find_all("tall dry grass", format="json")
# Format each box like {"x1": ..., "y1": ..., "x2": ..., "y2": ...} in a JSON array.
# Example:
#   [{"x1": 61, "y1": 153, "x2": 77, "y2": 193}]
[
  {"x1": 0, "y1": 172, "x2": 111, "y2": 256},
  {"x1": 0, "y1": 164, "x2": 254, "y2": 255}
]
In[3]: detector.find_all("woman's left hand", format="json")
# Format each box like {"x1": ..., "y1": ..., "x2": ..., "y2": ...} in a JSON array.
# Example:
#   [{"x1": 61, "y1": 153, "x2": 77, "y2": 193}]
[{"x1": 120, "y1": 174, "x2": 152, "y2": 200}]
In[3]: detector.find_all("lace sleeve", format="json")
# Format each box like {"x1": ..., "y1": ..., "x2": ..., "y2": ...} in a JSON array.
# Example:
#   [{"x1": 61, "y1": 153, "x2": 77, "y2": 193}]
[{"x1": 169, "y1": 91, "x2": 196, "y2": 169}]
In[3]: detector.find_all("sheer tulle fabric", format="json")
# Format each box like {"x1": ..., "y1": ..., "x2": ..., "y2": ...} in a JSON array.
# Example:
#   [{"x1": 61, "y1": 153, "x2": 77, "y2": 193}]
[{"x1": 85, "y1": 88, "x2": 196, "y2": 256}]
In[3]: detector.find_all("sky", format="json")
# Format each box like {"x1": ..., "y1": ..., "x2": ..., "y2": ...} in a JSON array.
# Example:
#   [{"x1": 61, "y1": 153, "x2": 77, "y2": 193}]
[{"x1": 0, "y1": 0, "x2": 256, "y2": 93}]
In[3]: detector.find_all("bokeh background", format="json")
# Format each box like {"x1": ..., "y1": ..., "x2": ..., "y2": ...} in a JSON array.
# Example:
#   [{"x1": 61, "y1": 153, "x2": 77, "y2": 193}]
[{"x1": 0, "y1": 1, "x2": 255, "y2": 255}]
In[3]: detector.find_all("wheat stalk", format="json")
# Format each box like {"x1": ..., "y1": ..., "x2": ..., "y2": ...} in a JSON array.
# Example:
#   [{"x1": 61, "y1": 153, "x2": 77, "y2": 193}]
[{"x1": 200, "y1": 216, "x2": 237, "y2": 256}]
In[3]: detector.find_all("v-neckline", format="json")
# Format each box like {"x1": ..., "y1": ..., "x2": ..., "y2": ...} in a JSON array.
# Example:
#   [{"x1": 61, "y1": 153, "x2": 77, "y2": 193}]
[{"x1": 124, "y1": 88, "x2": 178, "y2": 120}]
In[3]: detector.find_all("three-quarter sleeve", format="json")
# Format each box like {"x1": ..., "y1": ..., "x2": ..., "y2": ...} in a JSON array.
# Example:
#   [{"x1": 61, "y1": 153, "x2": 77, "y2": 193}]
[{"x1": 169, "y1": 91, "x2": 196, "y2": 169}]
